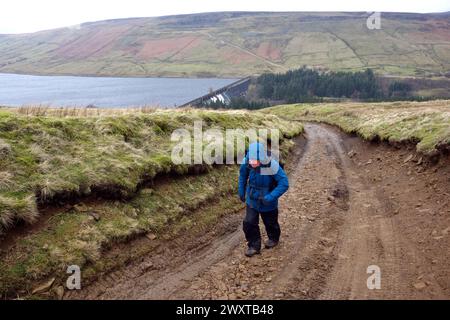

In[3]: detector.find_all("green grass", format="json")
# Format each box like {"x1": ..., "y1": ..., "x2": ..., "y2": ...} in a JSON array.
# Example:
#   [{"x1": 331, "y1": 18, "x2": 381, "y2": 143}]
[
  {"x1": 264, "y1": 100, "x2": 450, "y2": 154},
  {"x1": 0, "y1": 107, "x2": 302, "y2": 235},
  {"x1": 0, "y1": 107, "x2": 302, "y2": 298}
]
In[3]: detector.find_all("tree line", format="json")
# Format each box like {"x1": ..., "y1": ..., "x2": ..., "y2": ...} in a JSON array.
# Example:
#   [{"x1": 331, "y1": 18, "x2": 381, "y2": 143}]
[
  {"x1": 198, "y1": 68, "x2": 429, "y2": 110},
  {"x1": 257, "y1": 67, "x2": 383, "y2": 102}
]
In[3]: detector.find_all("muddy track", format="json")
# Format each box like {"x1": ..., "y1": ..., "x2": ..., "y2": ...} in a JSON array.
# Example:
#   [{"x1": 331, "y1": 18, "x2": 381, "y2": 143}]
[{"x1": 67, "y1": 124, "x2": 450, "y2": 300}]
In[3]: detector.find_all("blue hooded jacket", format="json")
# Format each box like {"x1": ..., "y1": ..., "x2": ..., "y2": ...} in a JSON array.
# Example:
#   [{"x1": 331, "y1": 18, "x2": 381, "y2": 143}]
[{"x1": 238, "y1": 142, "x2": 289, "y2": 212}]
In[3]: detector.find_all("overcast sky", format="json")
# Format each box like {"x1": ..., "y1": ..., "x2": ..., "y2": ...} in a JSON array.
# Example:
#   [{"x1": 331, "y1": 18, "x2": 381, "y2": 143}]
[{"x1": 1, "y1": 0, "x2": 449, "y2": 34}]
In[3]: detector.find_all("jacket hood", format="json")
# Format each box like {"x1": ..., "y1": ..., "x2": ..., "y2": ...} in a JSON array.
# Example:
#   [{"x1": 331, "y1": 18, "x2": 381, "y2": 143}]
[{"x1": 248, "y1": 142, "x2": 268, "y2": 162}]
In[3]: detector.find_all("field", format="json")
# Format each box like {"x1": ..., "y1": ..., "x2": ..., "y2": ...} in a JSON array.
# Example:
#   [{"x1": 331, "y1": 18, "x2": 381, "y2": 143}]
[{"x1": 0, "y1": 12, "x2": 450, "y2": 78}]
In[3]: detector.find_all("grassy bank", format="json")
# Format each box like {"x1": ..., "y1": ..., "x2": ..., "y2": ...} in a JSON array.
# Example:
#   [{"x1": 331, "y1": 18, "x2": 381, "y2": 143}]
[
  {"x1": 0, "y1": 107, "x2": 302, "y2": 298},
  {"x1": 0, "y1": 107, "x2": 302, "y2": 234},
  {"x1": 0, "y1": 165, "x2": 240, "y2": 298},
  {"x1": 264, "y1": 100, "x2": 450, "y2": 154}
]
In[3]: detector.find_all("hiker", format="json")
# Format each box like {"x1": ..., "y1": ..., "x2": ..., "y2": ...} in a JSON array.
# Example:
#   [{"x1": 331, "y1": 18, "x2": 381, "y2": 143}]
[{"x1": 238, "y1": 141, "x2": 289, "y2": 257}]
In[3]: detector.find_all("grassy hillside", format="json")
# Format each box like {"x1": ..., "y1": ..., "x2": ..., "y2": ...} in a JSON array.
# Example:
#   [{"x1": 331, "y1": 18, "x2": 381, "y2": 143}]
[
  {"x1": 0, "y1": 107, "x2": 302, "y2": 297},
  {"x1": 264, "y1": 100, "x2": 450, "y2": 154},
  {"x1": 0, "y1": 12, "x2": 449, "y2": 78}
]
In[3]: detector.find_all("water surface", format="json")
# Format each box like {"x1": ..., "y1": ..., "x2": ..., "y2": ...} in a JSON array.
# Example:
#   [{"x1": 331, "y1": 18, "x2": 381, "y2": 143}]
[{"x1": 0, "y1": 73, "x2": 237, "y2": 108}]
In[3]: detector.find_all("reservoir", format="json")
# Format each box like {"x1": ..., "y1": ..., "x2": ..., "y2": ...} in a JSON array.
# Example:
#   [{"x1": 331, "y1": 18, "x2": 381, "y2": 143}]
[{"x1": 0, "y1": 73, "x2": 238, "y2": 108}]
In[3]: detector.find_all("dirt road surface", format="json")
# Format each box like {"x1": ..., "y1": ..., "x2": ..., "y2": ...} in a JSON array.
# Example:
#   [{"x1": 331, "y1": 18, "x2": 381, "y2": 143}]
[{"x1": 68, "y1": 123, "x2": 450, "y2": 300}]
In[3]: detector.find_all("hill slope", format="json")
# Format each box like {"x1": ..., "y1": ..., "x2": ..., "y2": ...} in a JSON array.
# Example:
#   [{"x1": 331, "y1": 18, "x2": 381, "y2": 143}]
[{"x1": 0, "y1": 12, "x2": 449, "y2": 78}]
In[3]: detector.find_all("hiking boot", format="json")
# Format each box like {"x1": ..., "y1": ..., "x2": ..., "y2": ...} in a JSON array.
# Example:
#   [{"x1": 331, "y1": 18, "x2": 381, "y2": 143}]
[
  {"x1": 245, "y1": 247, "x2": 261, "y2": 257},
  {"x1": 264, "y1": 239, "x2": 279, "y2": 249}
]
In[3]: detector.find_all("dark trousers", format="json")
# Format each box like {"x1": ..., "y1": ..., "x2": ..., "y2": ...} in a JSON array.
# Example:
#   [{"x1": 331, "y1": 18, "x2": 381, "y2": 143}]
[{"x1": 243, "y1": 206, "x2": 281, "y2": 250}]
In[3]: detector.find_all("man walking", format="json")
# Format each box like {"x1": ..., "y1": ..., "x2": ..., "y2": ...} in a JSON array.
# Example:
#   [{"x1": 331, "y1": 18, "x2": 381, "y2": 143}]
[{"x1": 238, "y1": 141, "x2": 289, "y2": 257}]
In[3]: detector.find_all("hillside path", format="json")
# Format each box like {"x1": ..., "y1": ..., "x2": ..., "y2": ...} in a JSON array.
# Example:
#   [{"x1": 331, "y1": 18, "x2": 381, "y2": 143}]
[{"x1": 67, "y1": 124, "x2": 447, "y2": 300}]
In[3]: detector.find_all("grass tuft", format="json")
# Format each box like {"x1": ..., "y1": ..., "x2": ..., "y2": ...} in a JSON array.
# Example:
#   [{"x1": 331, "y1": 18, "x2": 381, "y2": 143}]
[{"x1": 0, "y1": 194, "x2": 38, "y2": 233}]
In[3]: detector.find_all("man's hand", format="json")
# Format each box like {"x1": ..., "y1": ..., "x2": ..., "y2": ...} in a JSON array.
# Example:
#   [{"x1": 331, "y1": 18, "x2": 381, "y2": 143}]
[{"x1": 263, "y1": 194, "x2": 274, "y2": 205}]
